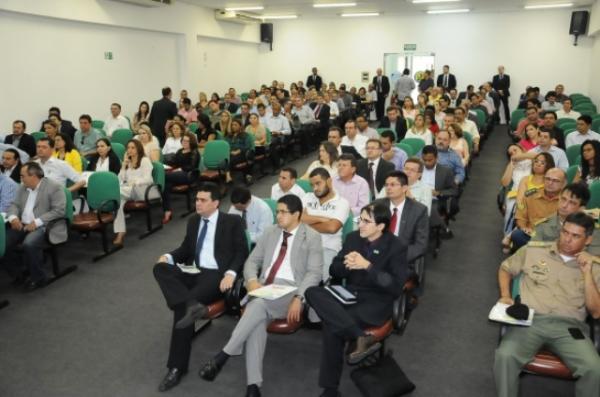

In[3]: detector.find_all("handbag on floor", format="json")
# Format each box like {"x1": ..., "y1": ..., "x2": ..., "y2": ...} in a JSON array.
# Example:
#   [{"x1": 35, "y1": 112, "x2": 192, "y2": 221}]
[{"x1": 350, "y1": 351, "x2": 415, "y2": 397}]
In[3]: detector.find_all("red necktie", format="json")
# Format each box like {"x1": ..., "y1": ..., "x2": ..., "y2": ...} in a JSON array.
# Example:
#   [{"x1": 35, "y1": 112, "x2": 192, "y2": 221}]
[
  {"x1": 389, "y1": 208, "x2": 398, "y2": 235},
  {"x1": 315, "y1": 104, "x2": 322, "y2": 118},
  {"x1": 264, "y1": 231, "x2": 292, "y2": 285}
]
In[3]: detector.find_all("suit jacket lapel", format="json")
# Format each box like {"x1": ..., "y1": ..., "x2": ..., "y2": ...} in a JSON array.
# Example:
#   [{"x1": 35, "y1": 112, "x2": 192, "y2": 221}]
[
  {"x1": 32, "y1": 179, "x2": 45, "y2": 213},
  {"x1": 289, "y1": 225, "x2": 305, "y2": 279},
  {"x1": 260, "y1": 227, "x2": 281, "y2": 279},
  {"x1": 399, "y1": 199, "x2": 411, "y2": 236}
]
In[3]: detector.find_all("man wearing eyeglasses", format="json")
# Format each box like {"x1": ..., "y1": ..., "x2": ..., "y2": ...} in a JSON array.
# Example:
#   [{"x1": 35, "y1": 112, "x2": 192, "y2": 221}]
[
  {"x1": 198, "y1": 194, "x2": 323, "y2": 397},
  {"x1": 511, "y1": 168, "x2": 566, "y2": 250}
]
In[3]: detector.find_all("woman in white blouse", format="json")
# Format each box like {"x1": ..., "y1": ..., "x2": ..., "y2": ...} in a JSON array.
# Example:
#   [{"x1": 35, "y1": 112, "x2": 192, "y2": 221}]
[
  {"x1": 113, "y1": 139, "x2": 155, "y2": 246},
  {"x1": 404, "y1": 114, "x2": 433, "y2": 145},
  {"x1": 162, "y1": 120, "x2": 184, "y2": 163},
  {"x1": 401, "y1": 96, "x2": 418, "y2": 121},
  {"x1": 86, "y1": 138, "x2": 121, "y2": 174},
  {"x1": 301, "y1": 141, "x2": 339, "y2": 180}
]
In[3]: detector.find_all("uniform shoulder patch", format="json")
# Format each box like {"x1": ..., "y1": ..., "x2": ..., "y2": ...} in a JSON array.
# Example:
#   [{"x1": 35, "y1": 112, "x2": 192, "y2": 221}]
[
  {"x1": 527, "y1": 241, "x2": 551, "y2": 247},
  {"x1": 533, "y1": 217, "x2": 549, "y2": 226}
]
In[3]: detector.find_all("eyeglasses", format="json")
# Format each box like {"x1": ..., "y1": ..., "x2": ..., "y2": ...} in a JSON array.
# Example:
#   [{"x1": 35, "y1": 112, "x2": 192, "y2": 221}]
[
  {"x1": 544, "y1": 177, "x2": 563, "y2": 183},
  {"x1": 358, "y1": 217, "x2": 375, "y2": 225}
]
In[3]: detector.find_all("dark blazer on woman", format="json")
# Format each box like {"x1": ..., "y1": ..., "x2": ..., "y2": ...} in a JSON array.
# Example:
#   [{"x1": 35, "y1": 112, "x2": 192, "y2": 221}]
[{"x1": 86, "y1": 151, "x2": 121, "y2": 174}]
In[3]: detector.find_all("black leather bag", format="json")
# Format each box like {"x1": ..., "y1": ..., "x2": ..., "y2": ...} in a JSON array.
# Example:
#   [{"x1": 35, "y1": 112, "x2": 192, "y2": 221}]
[{"x1": 350, "y1": 352, "x2": 415, "y2": 397}]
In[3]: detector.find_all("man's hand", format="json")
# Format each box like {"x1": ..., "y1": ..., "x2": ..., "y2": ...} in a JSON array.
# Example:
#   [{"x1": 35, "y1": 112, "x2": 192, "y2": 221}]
[
  {"x1": 246, "y1": 279, "x2": 262, "y2": 292},
  {"x1": 287, "y1": 297, "x2": 303, "y2": 324},
  {"x1": 10, "y1": 218, "x2": 23, "y2": 231},
  {"x1": 24, "y1": 222, "x2": 38, "y2": 232},
  {"x1": 432, "y1": 190, "x2": 440, "y2": 197},
  {"x1": 344, "y1": 251, "x2": 371, "y2": 270},
  {"x1": 220, "y1": 273, "x2": 236, "y2": 292},
  {"x1": 576, "y1": 252, "x2": 595, "y2": 275},
  {"x1": 498, "y1": 296, "x2": 514, "y2": 305},
  {"x1": 158, "y1": 255, "x2": 168, "y2": 263}
]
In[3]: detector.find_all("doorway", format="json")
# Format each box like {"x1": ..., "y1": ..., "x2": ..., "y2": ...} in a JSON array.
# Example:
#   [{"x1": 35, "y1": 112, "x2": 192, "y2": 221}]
[{"x1": 384, "y1": 52, "x2": 435, "y2": 102}]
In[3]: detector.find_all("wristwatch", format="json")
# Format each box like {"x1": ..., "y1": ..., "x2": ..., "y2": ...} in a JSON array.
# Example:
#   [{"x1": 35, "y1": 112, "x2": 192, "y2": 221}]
[{"x1": 294, "y1": 294, "x2": 305, "y2": 304}]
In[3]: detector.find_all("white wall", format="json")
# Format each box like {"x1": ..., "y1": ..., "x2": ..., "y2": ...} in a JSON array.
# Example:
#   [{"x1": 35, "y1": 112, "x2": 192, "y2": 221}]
[
  {"x1": 258, "y1": 9, "x2": 593, "y2": 108},
  {"x1": 589, "y1": 0, "x2": 600, "y2": 105}
]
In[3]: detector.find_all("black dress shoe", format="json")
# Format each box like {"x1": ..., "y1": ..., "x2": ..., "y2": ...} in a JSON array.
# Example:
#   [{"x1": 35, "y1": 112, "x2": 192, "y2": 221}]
[
  {"x1": 175, "y1": 303, "x2": 207, "y2": 329},
  {"x1": 319, "y1": 389, "x2": 341, "y2": 397},
  {"x1": 158, "y1": 368, "x2": 185, "y2": 392},
  {"x1": 11, "y1": 274, "x2": 27, "y2": 286},
  {"x1": 199, "y1": 359, "x2": 221, "y2": 381},
  {"x1": 347, "y1": 334, "x2": 381, "y2": 365},
  {"x1": 23, "y1": 278, "x2": 48, "y2": 292},
  {"x1": 246, "y1": 384, "x2": 261, "y2": 397}
]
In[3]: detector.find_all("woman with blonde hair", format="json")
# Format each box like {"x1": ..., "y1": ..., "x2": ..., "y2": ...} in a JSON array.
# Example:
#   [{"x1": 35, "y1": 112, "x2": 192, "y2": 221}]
[
  {"x1": 136, "y1": 124, "x2": 160, "y2": 162},
  {"x1": 215, "y1": 110, "x2": 232, "y2": 134},
  {"x1": 447, "y1": 123, "x2": 469, "y2": 167},
  {"x1": 404, "y1": 114, "x2": 433, "y2": 145}
]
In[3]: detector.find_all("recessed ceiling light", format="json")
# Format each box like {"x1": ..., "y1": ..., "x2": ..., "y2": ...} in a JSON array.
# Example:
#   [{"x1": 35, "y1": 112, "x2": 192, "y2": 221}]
[
  {"x1": 261, "y1": 14, "x2": 299, "y2": 19},
  {"x1": 426, "y1": 8, "x2": 470, "y2": 13},
  {"x1": 224, "y1": 6, "x2": 264, "y2": 11},
  {"x1": 524, "y1": 3, "x2": 574, "y2": 9},
  {"x1": 341, "y1": 12, "x2": 380, "y2": 17},
  {"x1": 413, "y1": 0, "x2": 460, "y2": 3},
  {"x1": 314, "y1": 2, "x2": 357, "y2": 7}
]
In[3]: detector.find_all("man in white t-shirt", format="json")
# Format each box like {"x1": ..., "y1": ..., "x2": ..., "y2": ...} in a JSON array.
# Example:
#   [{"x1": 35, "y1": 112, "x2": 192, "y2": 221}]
[
  {"x1": 104, "y1": 103, "x2": 130, "y2": 137},
  {"x1": 555, "y1": 98, "x2": 581, "y2": 120},
  {"x1": 271, "y1": 167, "x2": 306, "y2": 201},
  {"x1": 340, "y1": 119, "x2": 368, "y2": 159},
  {"x1": 455, "y1": 106, "x2": 480, "y2": 153},
  {"x1": 302, "y1": 167, "x2": 350, "y2": 281}
]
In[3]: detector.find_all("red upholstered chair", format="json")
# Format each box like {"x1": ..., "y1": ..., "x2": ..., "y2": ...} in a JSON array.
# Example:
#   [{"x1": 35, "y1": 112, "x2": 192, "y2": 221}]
[{"x1": 193, "y1": 278, "x2": 245, "y2": 336}]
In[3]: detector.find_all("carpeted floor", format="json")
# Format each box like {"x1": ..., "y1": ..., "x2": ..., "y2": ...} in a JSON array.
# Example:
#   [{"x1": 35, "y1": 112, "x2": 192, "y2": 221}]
[{"x1": 0, "y1": 126, "x2": 576, "y2": 396}]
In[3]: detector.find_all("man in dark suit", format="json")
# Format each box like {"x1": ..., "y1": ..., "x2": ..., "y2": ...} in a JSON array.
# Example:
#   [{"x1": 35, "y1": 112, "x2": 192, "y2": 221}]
[
  {"x1": 1, "y1": 148, "x2": 22, "y2": 183},
  {"x1": 149, "y1": 87, "x2": 178, "y2": 146},
  {"x1": 152, "y1": 182, "x2": 248, "y2": 392},
  {"x1": 436, "y1": 65, "x2": 457, "y2": 92},
  {"x1": 372, "y1": 68, "x2": 390, "y2": 121},
  {"x1": 41, "y1": 108, "x2": 77, "y2": 139},
  {"x1": 305, "y1": 203, "x2": 408, "y2": 397},
  {"x1": 223, "y1": 94, "x2": 239, "y2": 114},
  {"x1": 378, "y1": 106, "x2": 408, "y2": 140},
  {"x1": 356, "y1": 139, "x2": 395, "y2": 201},
  {"x1": 310, "y1": 94, "x2": 331, "y2": 141},
  {"x1": 4, "y1": 120, "x2": 36, "y2": 158},
  {"x1": 199, "y1": 195, "x2": 323, "y2": 396},
  {"x1": 375, "y1": 171, "x2": 429, "y2": 263},
  {"x1": 421, "y1": 145, "x2": 458, "y2": 233},
  {"x1": 492, "y1": 65, "x2": 511, "y2": 123},
  {"x1": 306, "y1": 67, "x2": 323, "y2": 91}
]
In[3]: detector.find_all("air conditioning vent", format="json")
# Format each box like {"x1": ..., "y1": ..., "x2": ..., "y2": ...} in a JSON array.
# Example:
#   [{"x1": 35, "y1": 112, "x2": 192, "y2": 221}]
[
  {"x1": 110, "y1": 0, "x2": 172, "y2": 7},
  {"x1": 215, "y1": 10, "x2": 261, "y2": 24}
]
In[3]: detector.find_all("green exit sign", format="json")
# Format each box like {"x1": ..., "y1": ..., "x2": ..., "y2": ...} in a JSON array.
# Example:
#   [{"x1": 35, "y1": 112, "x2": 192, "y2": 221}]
[
  {"x1": 104, "y1": 51, "x2": 113, "y2": 60},
  {"x1": 404, "y1": 44, "x2": 417, "y2": 51}
]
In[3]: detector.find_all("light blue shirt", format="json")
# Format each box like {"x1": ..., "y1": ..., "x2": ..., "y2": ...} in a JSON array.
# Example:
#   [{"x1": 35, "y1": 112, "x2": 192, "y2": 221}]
[
  {"x1": 436, "y1": 148, "x2": 465, "y2": 184},
  {"x1": 0, "y1": 174, "x2": 17, "y2": 212},
  {"x1": 164, "y1": 210, "x2": 219, "y2": 269},
  {"x1": 266, "y1": 114, "x2": 291, "y2": 135},
  {"x1": 228, "y1": 195, "x2": 273, "y2": 243},
  {"x1": 530, "y1": 145, "x2": 569, "y2": 171}
]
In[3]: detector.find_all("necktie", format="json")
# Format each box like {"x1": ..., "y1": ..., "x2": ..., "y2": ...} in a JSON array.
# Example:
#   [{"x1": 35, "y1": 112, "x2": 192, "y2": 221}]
[
  {"x1": 241, "y1": 210, "x2": 248, "y2": 230},
  {"x1": 265, "y1": 231, "x2": 292, "y2": 285},
  {"x1": 315, "y1": 104, "x2": 322, "y2": 118},
  {"x1": 443, "y1": 74, "x2": 448, "y2": 88},
  {"x1": 367, "y1": 162, "x2": 376, "y2": 200},
  {"x1": 389, "y1": 208, "x2": 398, "y2": 235},
  {"x1": 195, "y1": 218, "x2": 209, "y2": 269}
]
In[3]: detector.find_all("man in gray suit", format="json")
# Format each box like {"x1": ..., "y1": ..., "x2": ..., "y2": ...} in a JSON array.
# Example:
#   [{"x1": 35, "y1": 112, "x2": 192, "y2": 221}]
[
  {"x1": 3, "y1": 162, "x2": 66, "y2": 290},
  {"x1": 199, "y1": 194, "x2": 323, "y2": 397}
]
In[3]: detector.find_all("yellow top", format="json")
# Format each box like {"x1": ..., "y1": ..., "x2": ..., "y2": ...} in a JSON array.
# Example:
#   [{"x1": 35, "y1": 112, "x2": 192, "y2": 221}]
[{"x1": 53, "y1": 149, "x2": 82, "y2": 173}]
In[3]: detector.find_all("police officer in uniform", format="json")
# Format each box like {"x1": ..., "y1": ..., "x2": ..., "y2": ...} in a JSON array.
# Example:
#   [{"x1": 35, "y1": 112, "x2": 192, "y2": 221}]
[{"x1": 494, "y1": 212, "x2": 600, "y2": 397}]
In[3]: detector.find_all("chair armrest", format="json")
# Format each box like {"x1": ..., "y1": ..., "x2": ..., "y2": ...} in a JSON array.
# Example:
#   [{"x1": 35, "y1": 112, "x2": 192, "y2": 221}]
[
  {"x1": 44, "y1": 217, "x2": 68, "y2": 245},
  {"x1": 97, "y1": 199, "x2": 119, "y2": 223},
  {"x1": 144, "y1": 184, "x2": 162, "y2": 203},
  {"x1": 225, "y1": 277, "x2": 246, "y2": 316},
  {"x1": 588, "y1": 316, "x2": 600, "y2": 353}
]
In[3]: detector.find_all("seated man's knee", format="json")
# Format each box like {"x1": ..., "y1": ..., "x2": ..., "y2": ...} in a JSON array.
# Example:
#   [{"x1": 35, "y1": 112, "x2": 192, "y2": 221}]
[{"x1": 153, "y1": 262, "x2": 170, "y2": 277}]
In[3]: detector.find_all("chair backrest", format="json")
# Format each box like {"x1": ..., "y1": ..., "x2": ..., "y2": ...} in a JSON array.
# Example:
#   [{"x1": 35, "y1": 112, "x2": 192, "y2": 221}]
[
  {"x1": 588, "y1": 181, "x2": 600, "y2": 209},
  {"x1": 0, "y1": 213, "x2": 5, "y2": 258},
  {"x1": 463, "y1": 131, "x2": 474, "y2": 153},
  {"x1": 262, "y1": 198, "x2": 277, "y2": 223},
  {"x1": 401, "y1": 138, "x2": 426, "y2": 155},
  {"x1": 566, "y1": 165, "x2": 579, "y2": 184},
  {"x1": 342, "y1": 213, "x2": 355, "y2": 242},
  {"x1": 92, "y1": 120, "x2": 105, "y2": 129},
  {"x1": 31, "y1": 131, "x2": 46, "y2": 143},
  {"x1": 188, "y1": 122, "x2": 198, "y2": 133},
  {"x1": 202, "y1": 140, "x2": 230, "y2": 170},
  {"x1": 593, "y1": 120, "x2": 600, "y2": 134},
  {"x1": 63, "y1": 187, "x2": 74, "y2": 224},
  {"x1": 557, "y1": 118, "x2": 576, "y2": 128},
  {"x1": 377, "y1": 127, "x2": 397, "y2": 141},
  {"x1": 563, "y1": 128, "x2": 577, "y2": 137},
  {"x1": 87, "y1": 172, "x2": 121, "y2": 211},
  {"x1": 152, "y1": 161, "x2": 166, "y2": 192},
  {"x1": 111, "y1": 142, "x2": 126, "y2": 164},
  {"x1": 473, "y1": 109, "x2": 486, "y2": 129},
  {"x1": 510, "y1": 109, "x2": 526, "y2": 130},
  {"x1": 81, "y1": 155, "x2": 89, "y2": 171},
  {"x1": 296, "y1": 179, "x2": 313, "y2": 193},
  {"x1": 241, "y1": 92, "x2": 249, "y2": 101},
  {"x1": 566, "y1": 144, "x2": 581, "y2": 166},
  {"x1": 395, "y1": 143, "x2": 413, "y2": 157},
  {"x1": 111, "y1": 129, "x2": 134, "y2": 146},
  {"x1": 265, "y1": 128, "x2": 272, "y2": 145}
]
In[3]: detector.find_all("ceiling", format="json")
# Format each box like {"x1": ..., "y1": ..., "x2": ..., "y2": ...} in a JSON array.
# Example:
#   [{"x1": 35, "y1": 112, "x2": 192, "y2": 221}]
[{"x1": 181, "y1": 0, "x2": 593, "y2": 18}]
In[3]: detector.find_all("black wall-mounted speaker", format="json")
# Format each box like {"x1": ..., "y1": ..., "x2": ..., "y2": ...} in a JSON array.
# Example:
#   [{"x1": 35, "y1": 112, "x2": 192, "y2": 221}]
[
  {"x1": 260, "y1": 23, "x2": 273, "y2": 44},
  {"x1": 569, "y1": 11, "x2": 589, "y2": 36}
]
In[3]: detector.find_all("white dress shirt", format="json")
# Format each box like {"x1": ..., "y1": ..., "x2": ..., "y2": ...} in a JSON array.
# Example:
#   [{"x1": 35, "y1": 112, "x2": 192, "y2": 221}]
[
  {"x1": 271, "y1": 183, "x2": 306, "y2": 201},
  {"x1": 95, "y1": 156, "x2": 111, "y2": 172},
  {"x1": 36, "y1": 157, "x2": 83, "y2": 186},
  {"x1": 421, "y1": 166, "x2": 436, "y2": 191},
  {"x1": 389, "y1": 199, "x2": 406, "y2": 236},
  {"x1": 340, "y1": 134, "x2": 368, "y2": 158},
  {"x1": 228, "y1": 196, "x2": 274, "y2": 243},
  {"x1": 565, "y1": 130, "x2": 600, "y2": 148},
  {"x1": 266, "y1": 114, "x2": 292, "y2": 135},
  {"x1": 263, "y1": 225, "x2": 300, "y2": 283},
  {"x1": 8, "y1": 181, "x2": 43, "y2": 227},
  {"x1": 104, "y1": 115, "x2": 129, "y2": 137}
]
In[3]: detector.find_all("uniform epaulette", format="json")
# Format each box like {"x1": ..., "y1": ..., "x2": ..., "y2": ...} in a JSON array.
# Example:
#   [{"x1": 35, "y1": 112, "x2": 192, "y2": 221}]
[
  {"x1": 533, "y1": 217, "x2": 549, "y2": 226},
  {"x1": 527, "y1": 241, "x2": 551, "y2": 247},
  {"x1": 524, "y1": 188, "x2": 538, "y2": 197}
]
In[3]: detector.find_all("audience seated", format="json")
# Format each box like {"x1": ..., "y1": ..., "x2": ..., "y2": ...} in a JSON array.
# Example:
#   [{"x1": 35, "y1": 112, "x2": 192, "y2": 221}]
[
  {"x1": 494, "y1": 213, "x2": 600, "y2": 397},
  {"x1": 132, "y1": 101, "x2": 150, "y2": 132},
  {"x1": 380, "y1": 129, "x2": 407, "y2": 171},
  {"x1": 52, "y1": 133, "x2": 82, "y2": 173},
  {"x1": 86, "y1": 137, "x2": 121, "y2": 174},
  {"x1": 511, "y1": 128, "x2": 569, "y2": 172},
  {"x1": 1, "y1": 148, "x2": 24, "y2": 183},
  {"x1": 162, "y1": 121, "x2": 184, "y2": 164},
  {"x1": 104, "y1": 103, "x2": 130, "y2": 137},
  {"x1": 0, "y1": 173, "x2": 17, "y2": 212},
  {"x1": 35, "y1": 137, "x2": 84, "y2": 192},
  {"x1": 42, "y1": 119, "x2": 60, "y2": 141},
  {"x1": 305, "y1": 203, "x2": 408, "y2": 397},
  {"x1": 136, "y1": 124, "x2": 161, "y2": 162},
  {"x1": 45, "y1": 107, "x2": 77, "y2": 138},
  {"x1": 574, "y1": 140, "x2": 600, "y2": 185},
  {"x1": 566, "y1": 115, "x2": 600, "y2": 148},
  {"x1": 332, "y1": 154, "x2": 369, "y2": 217},
  {"x1": 518, "y1": 123, "x2": 539, "y2": 152},
  {"x1": 447, "y1": 123, "x2": 470, "y2": 167},
  {"x1": 402, "y1": 158, "x2": 433, "y2": 214},
  {"x1": 2, "y1": 162, "x2": 67, "y2": 290},
  {"x1": 199, "y1": 194, "x2": 323, "y2": 396},
  {"x1": 265, "y1": 102, "x2": 291, "y2": 171},
  {"x1": 356, "y1": 115, "x2": 378, "y2": 139},
  {"x1": 301, "y1": 141, "x2": 339, "y2": 180},
  {"x1": 228, "y1": 186, "x2": 273, "y2": 245},
  {"x1": 327, "y1": 127, "x2": 343, "y2": 156},
  {"x1": 421, "y1": 145, "x2": 458, "y2": 231},
  {"x1": 149, "y1": 87, "x2": 178, "y2": 147},
  {"x1": 245, "y1": 113, "x2": 267, "y2": 159},
  {"x1": 434, "y1": 130, "x2": 465, "y2": 185},
  {"x1": 271, "y1": 167, "x2": 306, "y2": 201},
  {"x1": 541, "y1": 111, "x2": 565, "y2": 150},
  {"x1": 178, "y1": 98, "x2": 198, "y2": 125},
  {"x1": 195, "y1": 113, "x2": 217, "y2": 150},
  {"x1": 340, "y1": 119, "x2": 368, "y2": 159},
  {"x1": 113, "y1": 139, "x2": 155, "y2": 246},
  {"x1": 555, "y1": 97, "x2": 581, "y2": 120},
  {"x1": 500, "y1": 144, "x2": 533, "y2": 236},
  {"x1": 5, "y1": 120, "x2": 36, "y2": 158},
  {"x1": 302, "y1": 167, "x2": 350, "y2": 280},
  {"x1": 74, "y1": 114, "x2": 102, "y2": 159},
  {"x1": 404, "y1": 114, "x2": 432, "y2": 145},
  {"x1": 152, "y1": 182, "x2": 248, "y2": 392},
  {"x1": 162, "y1": 132, "x2": 200, "y2": 223},
  {"x1": 375, "y1": 171, "x2": 429, "y2": 263},
  {"x1": 455, "y1": 107, "x2": 480, "y2": 153},
  {"x1": 356, "y1": 138, "x2": 395, "y2": 200},
  {"x1": 224, "y1": 119, "x2": 253, "y2": 184}
]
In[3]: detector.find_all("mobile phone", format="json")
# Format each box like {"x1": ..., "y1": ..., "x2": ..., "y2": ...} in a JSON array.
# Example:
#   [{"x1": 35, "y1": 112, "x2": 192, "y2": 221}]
[{"x1": 568, "y1": 328, "x2": 585, "y2": 340}]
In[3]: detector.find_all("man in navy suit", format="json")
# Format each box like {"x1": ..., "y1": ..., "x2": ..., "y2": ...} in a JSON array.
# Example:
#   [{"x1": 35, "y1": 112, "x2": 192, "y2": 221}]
[{"x1": 149, "y1": 87, "x2": 178, "y2": 146}]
